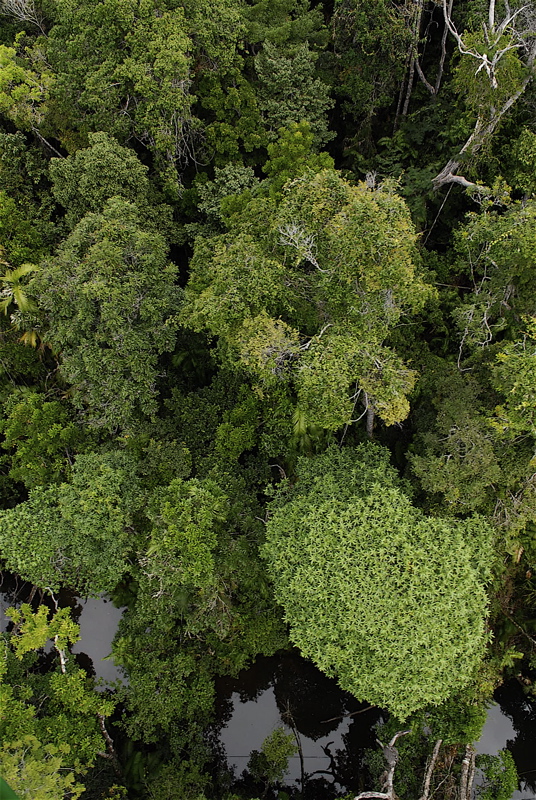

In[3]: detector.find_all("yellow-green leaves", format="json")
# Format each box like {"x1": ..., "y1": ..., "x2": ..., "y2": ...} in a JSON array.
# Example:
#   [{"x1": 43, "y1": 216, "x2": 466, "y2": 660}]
[
  {"x1": 263, "y1": 444, "x2": 493, "y2": 720},
  {"x1": 145, "y1": 477, "x2": 228, "y2": 592},
  {"x1": 453, "y1": 31, "x2": 527, "y2": 117},
  {"x1": 0, "y1": 737, "x2": 84, "y2": 800},
  {"x1": 0, "y1": 41, "x2": 53, "y2": 132},
  {"x1": 0, "y1": 260, "x2": 37, "y2": 316},
  {"x1": 183, "y1": 167, "x2": 432, "y2": 433},
  {"x1": 490, "y1": 317, "x2": 536, "y2": 438},
  {"x1": 6, "y1": 605, "x2": 79, "y2": 660},
  {"x1": 0, "y1": 601, "x2": 116, "y2": 798}
]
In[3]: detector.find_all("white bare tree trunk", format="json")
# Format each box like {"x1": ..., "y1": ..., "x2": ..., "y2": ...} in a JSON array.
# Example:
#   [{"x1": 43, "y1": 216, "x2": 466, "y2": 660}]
[
  {"x1": 354, "y1": 731, "x2": 411, "y2": 800},
  {"x1": 433, "y1": 0, "x2": 536, "y2": 188},
  {"x1": 0, "y1": 0, "x2": 45, "y2": 34}
]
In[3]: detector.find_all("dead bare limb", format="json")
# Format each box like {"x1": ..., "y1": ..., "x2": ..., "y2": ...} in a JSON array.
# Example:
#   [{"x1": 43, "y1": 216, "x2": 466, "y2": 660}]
[
  {"x1": 354, "y1": 731, "x2": 411, "y2": 800},
  {"x1": 459, "y1": 744, "x2": 476, "y2": 800},
  {"x1": 0, "y1": 0, "x2": 45, "y2": 34},
  {"x1": 97, "y1": 714, "x2": 122, "y2": 778},
  {"x1": 433, "y1": 0, "x2": 536, "y2": 188},
  {"x1": 419, "y1": 738, "x2": 443, "y2": 800}
]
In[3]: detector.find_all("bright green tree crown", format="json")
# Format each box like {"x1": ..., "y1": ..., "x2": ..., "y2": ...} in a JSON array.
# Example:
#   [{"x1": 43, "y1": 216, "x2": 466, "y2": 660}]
[{"x1": 263, "y1": 444, "x2": 494, "y2": 719}]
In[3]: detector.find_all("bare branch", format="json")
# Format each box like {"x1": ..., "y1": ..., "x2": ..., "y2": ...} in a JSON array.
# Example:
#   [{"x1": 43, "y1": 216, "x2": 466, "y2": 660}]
[
  {"x1": 433, "y1": 63, "x2": 533, "y2": 188},
  {"x1": 0, "y1": 0, "x2": 45, "y2": 34},
  {"x1": 54, "y1": 636, "x2": 67, "y2": 674},
  {"x1": 355, "y1": 731, "x2": 411, "y2": 800},
  {"x1": 320, "y1": 705, "x2": 374, "y2": 724},
  {"x1": 419, "y1": 739, "x2": 443, "y2": 800},
  {"x1": 278, "y1": 223, "x2": 329, "y2": 273},
  {"x1": 32, "y1": 128, "x2": 64, "y2": 159},
  {"x1": 300, "y1": 323, "x2": 333, "y2": 351},
  {"x1": 98, "y1": 714, "x2": 122, "y2": 778},
  {"x1": 415, "y1": 58, "x2": 436, "y2": 95}
]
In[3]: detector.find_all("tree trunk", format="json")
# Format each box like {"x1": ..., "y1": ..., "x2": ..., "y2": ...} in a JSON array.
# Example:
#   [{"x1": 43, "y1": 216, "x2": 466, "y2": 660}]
[
  {"x1": 366, "y1": 404, "x2": 375, "y2": 439},
  {"x1": 433, "y1": 0, "x2": 535, "y2": 189}
]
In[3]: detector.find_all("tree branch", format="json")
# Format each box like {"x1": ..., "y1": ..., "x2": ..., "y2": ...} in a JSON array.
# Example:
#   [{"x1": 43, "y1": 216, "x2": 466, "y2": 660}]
[
  {"x1": 98, "y1": 714, "x2": 122, "y2": 778},
  {"x1": 419, "y1": 738, "x2": 443, "y2": 800},
  {"x1": 433, "y1": 68, "x2": 533, "y2": 188},
  {"x1": 435, "y1": 0, "x2": 453, "y2": 93},
  {"x1": 435, "y1": 0, "x2": 536, "y2": 188},
  {"x1": 355, "y1": 731, "x2": 411, "y2": 800},
  {"x1": 415, "y1": 58, "x2": 436, "y2": 95},
  {"x1": 0, "y1": 0, "x2": 46, "y2": 34}
]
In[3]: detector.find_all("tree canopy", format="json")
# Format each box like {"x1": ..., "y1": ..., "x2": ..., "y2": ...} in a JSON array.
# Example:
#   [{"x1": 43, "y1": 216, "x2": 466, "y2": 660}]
[
  {"x1": 0, "y1": 0, "x2": 535, "y2": 795},
  {"x1": 263, "y1": 444, "x2": 494, "y2": 719}
]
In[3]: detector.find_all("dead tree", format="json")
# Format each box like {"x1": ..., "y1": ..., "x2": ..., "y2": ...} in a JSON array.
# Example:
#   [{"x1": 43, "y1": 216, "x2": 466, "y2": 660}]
[
  {"x1": 433, "y1": 0, "x2": 536, "y2": 189},
  {"x1": 0, "y1": 0, "x2": 46, "y2": 34},
  {"x1": 354, "y1": 730, "x2": 411, "y2": 800},
  {"x1": 355, "y1": 737, "x2": 478, "y2": 800}
]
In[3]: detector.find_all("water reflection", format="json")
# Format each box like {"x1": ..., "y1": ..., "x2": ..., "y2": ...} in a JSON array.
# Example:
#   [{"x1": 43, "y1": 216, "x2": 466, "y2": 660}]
[
  {"x1": 214, "y1": 653, "x2": 536, "y2": 800},
  {"x1": 0, "y1": 570, "x2": 35, "y2": 629},
  {"x1": 0, "y1": 571, "x2": 125, "y2": 687},
  {"x1": 494, "y1": 680, "x2": 536, "y2": 799},
  {"x1": 213, "y1": 652, "x2": 384, "y2": 798},
  {"x1": 476, "y1": 704, "x2": 517, "y2": 756},
  {"x1": 71, "y1": 595, "x2": 125, "y2": 687}
]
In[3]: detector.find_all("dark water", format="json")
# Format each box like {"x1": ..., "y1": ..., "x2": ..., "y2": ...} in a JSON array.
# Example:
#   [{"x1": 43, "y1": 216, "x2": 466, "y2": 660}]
[
  {"x1": 212, "y1": 652, "x2": 384, "y2": 798},
  {"x1": 477, "y1": 682, "x2": 536, "y2": 800},
  {"x1": 0, "y1": 571, "x2": 124, "y2": 686},
  {"x1": 213, "y1": 653, "x2": 536, "y2": 800},
  {"x1": 2, "y1": 570, "x2": 534, "y2": 799},
  {"x1": 70, "y1": 595, "x2": 125, "y2": 686}
]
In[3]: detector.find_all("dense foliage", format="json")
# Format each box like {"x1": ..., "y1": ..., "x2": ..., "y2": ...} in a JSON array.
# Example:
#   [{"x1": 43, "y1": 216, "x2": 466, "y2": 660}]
[
  {"x1": 263, "y1": 445, "x2": 493, "y2": 719},
  {"x1": 0, "y1": 0, "x2": 535, "y2": 797}
]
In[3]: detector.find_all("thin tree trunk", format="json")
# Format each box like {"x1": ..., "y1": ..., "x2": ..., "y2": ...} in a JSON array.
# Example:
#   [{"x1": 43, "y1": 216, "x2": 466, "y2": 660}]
[
  {"x1": 435, "y1": 0, "x2": 453, "y2": 93},
  {"x1": 419, "y1": 739, "x2": 443, "y2": 800},
  {"x1": 365, "y1": 401, "x2": 375, "y2": 439},
  {"x1": 394, "y1": 50, "x2": 413, "y2": 131},
  {"x1": 458, "y1": 745, "x2": 475, "y2": 800},
  {"x1": 415, "y1": 58, "x2": 435, "y2": 95},
  {"x1": 402, "y1": 0, "x2": 425, "y2": 116},
  {"x1": 354, "y1": 731, "x2": 411, "y2": 800},
  {"x1": 97, "y1": 714, "x2": 122, "y2": 778}
]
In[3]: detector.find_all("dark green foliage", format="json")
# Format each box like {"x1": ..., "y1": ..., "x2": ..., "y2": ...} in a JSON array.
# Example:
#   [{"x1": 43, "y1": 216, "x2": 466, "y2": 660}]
[
  {"x1": 49, "y1": 131, "x2": 152, "y2": 228},
  {"x1": 475, "y1": 750, "x2": 519, "y2": 800},
  {"x1": 332, "y1": 0, "x2": 411, "y2": 139},
  {"x1": 0, "y1": 450, "x2": 143, "y2": 592},
  {"x1": 0, "y1": 391, "x2": 83, "y2": 488},
  {"x1": 409, "y1": 364, "x2": 503, "y2": 513},
  {"x1": 253, "y1": 42, "x2": 333, "y2": 146},
  {"x1": 243, "y1": 0, "x2": 327, "y2": 49},
  {"x1": 247, "y1": 728, "x2": 297, "y2": 788},
  {"x1": 30, "y1": 197, "x2": 182, "y2": 431},
  {"x1": 46, "y1": 0, "x2": 195, "y2": 160},
  {"x1": 452, "y1": 198, "x2": 536, "y2": 347},
  {"x1": 1, "y1": 0, "x2": 536, "y2": 796}
]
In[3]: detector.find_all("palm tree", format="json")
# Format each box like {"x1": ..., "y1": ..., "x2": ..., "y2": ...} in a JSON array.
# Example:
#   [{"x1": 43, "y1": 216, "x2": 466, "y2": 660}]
[
  {"x1": 0, "y1": 258, "x2": 40, "y2": 346},
  {"x1": 0, "y1": 261, "x2": 38, "y2": 315}
]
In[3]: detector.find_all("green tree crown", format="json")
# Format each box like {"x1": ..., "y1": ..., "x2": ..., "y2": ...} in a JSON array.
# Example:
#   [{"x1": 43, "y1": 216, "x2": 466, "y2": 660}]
[{"x1": 263, "y1": 444, "x2": 494, "y2": 720}]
